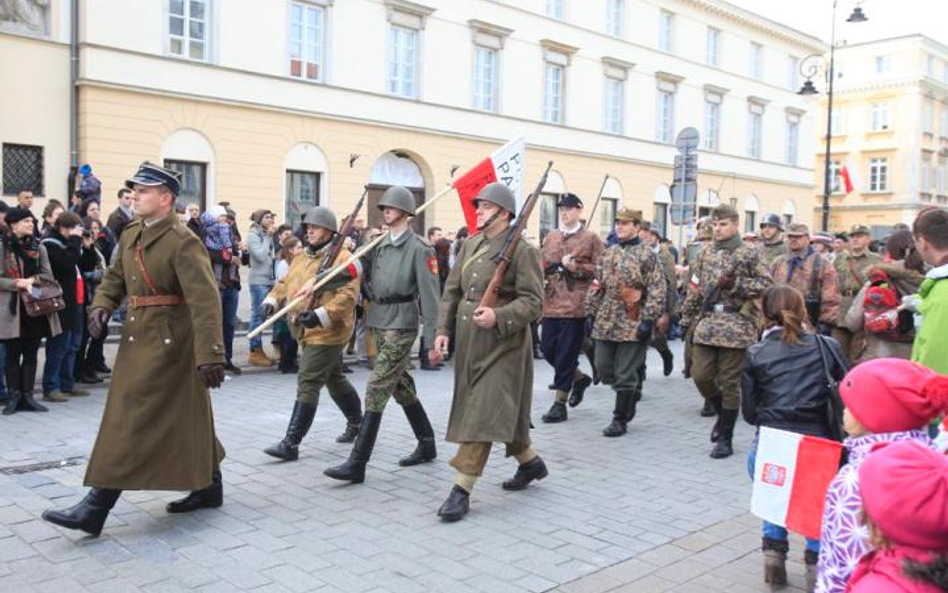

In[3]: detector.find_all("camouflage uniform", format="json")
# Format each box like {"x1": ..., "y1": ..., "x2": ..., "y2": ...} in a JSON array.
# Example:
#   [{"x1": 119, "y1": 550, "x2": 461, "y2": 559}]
[
  {"x1": 771, "y1": 249, "x2": 841, "y2": 328},
  {"x1": 760, "y1": 239, "x2": 788, "y2": 268},
  {"x1": 680, "y1": 211, "x2": 772, "y2": 458},
  {"x1": 832, "y1": 247, "x2": 882, "y2": 362},
  {"x1": 587, "y1": 210, "x2": 665, "y2": 435}
]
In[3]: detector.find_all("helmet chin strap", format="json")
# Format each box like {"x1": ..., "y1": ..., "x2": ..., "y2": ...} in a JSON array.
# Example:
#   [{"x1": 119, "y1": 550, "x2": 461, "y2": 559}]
[{"x1": 477, "y1": 211, "x2": 502, "y2": 232}]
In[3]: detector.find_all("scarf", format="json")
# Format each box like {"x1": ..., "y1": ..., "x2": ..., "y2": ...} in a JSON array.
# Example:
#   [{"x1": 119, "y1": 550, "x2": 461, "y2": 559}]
[
  {"x1": 787, "y1": 246, "x2": 814, "y2": 282},
  {"x1": 4, "y1": 233, "x2": 41, "y2": 315},
  {"x1": 713, "y1": 234, "x2": 743, "y2": 251}
]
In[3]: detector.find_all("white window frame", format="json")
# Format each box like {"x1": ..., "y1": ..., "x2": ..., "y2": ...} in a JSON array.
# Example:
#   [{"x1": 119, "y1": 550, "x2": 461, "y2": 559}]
[
  {"x1": 749, "y1": 42, "x2": 762, "y2": 79},
  {"x1": 387, "y1": 24, "x2": 420, "y2": 99},
  {"x1": 828, "y1": 160, "x2": 843, "y2": 193},
  {"x1": 656, "y1": 89, "x2": 675, "y2": 144},
  {"x1": 704, "y1": 96, "x2": 721, "y2": 152},
  {"x1": 787, "y1": 56, "x2": 799, "y2": 91},
  {"x1": 869, "y1": 157, "x2": 888, "y2": 192},
  {"x1": 830, "y1": 108, "x2": 845, "y2": 135},
  {"x1": 924, "y1": 99, "x2": 935, "y2": 134},
  {"x1": 875, "y1": 55, "x2": 890, "y2": 74},
  {"x1": 870, "y1": 102, "x2": 891, "y2": 131},
  {"x1": 166, "y1": 0, "x2": 212, "y2": 62},
  {"x1": 546, "y1": 0, "x2": 564, "y2": 19},
  {"x1": 287, "y1": 1, "x2": 330, "y2": 83},
  {"x1": 658, "y1": 10, "x2": 674, "y2": 53},
  {"x1": 940, "y1": 105, "x2": 948, "y2": 137},
  {"x1": 785, "y1": 116, "x2": 800, "y2": 166},
  {"x1": 706, "y1": 27, "x2": 719, "y2": 67},
  {"x1": 605, "y1": 0, "x2": 624, "y2": 37},
  {"x1": 543, "y1": 53, "x2": 567, "y2": 124},
  {"x1": 603, "y1": 75, "x2": 624, "y2": 135},
  {"x1": 472, "y1": 44, "x2": 500, "y2": 113},
  {"x1": 747, "y1": 102, "x2": 765, "y2": 160}
]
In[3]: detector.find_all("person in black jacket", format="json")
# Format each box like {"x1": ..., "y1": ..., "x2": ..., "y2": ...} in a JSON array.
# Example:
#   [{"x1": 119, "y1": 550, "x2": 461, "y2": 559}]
[
  {"x1": 741, "y1": 283, "x2": 847, "y2": 591},
  {"x1": 40, "y1": 212, "x2": 98, "y2": 402}
]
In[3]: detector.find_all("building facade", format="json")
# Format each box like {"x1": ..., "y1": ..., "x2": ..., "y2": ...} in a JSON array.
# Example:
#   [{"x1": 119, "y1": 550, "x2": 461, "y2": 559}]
[
  {"x1": 813, "y1": 34, "x2": 948, "y2": 236},
  {"x1": 1, "y1": 0, "x2": 821, "y2": 245}
]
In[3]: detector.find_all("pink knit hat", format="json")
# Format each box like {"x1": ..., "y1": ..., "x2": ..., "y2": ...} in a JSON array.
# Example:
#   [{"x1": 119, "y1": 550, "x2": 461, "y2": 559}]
[
  {"x1": 859, "y1": 440, "x2": 948, "y2": 550},
  {"x1": 840, "y1": 358, "x2": 948, "y2": 434}
]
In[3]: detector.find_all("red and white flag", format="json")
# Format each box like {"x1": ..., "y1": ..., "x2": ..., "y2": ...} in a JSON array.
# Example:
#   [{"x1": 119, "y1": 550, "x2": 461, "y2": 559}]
[
  {"x1": 751, "y1": 427, "x2": 844, "y2": 539},
  {"x1": 839, "y1": 165, "x2": 855, "y2": 194},
  {"x1": 452, "y1": 136, "x2": 526, "y2": 234}
]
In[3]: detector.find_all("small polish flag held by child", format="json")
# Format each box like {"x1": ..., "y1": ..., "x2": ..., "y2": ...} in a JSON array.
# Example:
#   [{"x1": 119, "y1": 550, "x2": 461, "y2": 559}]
[
  {"x1": 751, "y1": 427, "x2": 845, "y2": 539},
  {"x1": 452, "y1": 137, "x2": 526, "y2": 235}
]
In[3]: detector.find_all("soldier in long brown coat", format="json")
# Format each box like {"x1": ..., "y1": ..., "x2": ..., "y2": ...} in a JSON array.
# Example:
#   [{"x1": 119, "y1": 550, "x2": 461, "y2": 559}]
[
  {"x1": 430, "y1": 183, "x2": 546, "y2": 522},
  {"x1": 43, "y1": 162, "x2": 227, "y2": 537}
]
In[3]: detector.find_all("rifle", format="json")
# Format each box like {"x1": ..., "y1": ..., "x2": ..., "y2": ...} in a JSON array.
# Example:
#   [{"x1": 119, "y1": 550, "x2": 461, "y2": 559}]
[
  {"x1": 583, "y1": 174, "x2": 611, "y2": 231},
  {"x1": 302, "y1": 188, "x2": 367, "y2": 313},
  {"x1": 479, "y1": 161, "x2": 554, "y2": 309}
]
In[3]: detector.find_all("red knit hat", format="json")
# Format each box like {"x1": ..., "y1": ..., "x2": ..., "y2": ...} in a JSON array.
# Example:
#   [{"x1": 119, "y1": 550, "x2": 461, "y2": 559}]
[
  {"x1": 840, "y1": 358, "x2": 948, "y2": 434},
  {"x1": 859, "y1": 441, "x2": 948, "y2": 550}
]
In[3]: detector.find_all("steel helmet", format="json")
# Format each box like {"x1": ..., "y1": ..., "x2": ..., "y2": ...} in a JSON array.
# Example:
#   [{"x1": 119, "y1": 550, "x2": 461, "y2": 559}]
[
  {"x1": 301, "y1": 206, "x2": 338, "y2": 233},
  {"x1": 377, "y1": 185, "x2": 416, "y2": 216},
  {"x1": 759, "y1": 213, "x2": 783, "y2": 231},
  {"x1": 472, "y1": 182, "x2": 516, "y2": 215}
]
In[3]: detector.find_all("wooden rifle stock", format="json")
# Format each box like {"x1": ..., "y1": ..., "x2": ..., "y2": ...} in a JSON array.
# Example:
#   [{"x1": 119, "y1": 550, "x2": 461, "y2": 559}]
[{"x1": 478, "y1": 161, "x2": 554, "y2": 309}]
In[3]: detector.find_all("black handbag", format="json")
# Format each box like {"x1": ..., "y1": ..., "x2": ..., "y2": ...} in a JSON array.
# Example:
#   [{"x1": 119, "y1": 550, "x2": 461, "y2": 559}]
[{"x1": 815, "y1": 334, "x2": 849, "y2": 443}]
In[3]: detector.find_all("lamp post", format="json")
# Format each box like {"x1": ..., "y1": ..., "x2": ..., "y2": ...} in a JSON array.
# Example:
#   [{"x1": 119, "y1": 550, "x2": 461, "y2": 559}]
[{"x1": 798, "y1": 1, "x2": 867, "y2": 232}]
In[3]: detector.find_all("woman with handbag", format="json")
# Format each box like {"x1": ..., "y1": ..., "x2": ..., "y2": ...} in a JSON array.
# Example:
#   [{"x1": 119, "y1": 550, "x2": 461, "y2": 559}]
[
  {"x1": 740, "y1": 284, "x2": 847, "y2": 591},
  {"x1": 0, "y1": 207, "x2": 63, "y2": 415}
]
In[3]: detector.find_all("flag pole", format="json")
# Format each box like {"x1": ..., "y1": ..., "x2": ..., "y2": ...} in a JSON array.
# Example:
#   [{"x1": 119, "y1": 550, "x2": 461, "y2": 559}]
[{"x1": 247, "y1": 183, "x2": 456, "y2": 339}]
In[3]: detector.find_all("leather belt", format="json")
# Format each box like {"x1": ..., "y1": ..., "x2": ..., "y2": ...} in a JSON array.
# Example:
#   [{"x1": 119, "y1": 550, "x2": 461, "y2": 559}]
[
  {"x1": 129, "y1": 295, "x2": 185, "y2": 309},
  {"x1": 374, "y1": 294, "x2": 415, "y2": 305},
  {"x1": 465, "y1": 290, "x2": 515, "y2": 303}
]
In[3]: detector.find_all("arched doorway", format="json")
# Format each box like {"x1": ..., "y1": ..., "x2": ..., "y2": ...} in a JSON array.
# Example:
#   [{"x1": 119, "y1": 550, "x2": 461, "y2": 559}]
[{"x1": 368, "y1": 151, "x2": 426, "y2": 235}]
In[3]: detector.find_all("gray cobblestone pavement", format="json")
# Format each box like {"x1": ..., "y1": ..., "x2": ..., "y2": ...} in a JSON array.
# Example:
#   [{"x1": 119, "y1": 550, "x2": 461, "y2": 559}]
[{"x1": 0, "y1": 341, "x2": 812, "y2": 592}]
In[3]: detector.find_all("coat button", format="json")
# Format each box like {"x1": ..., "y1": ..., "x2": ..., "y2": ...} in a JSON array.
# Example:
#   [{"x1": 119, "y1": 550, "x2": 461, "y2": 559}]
[
  {"x1": 129, "y1": 316, "x2": 136, "y2": 322},
  {"x1": 128, "y1": 336, "x2": 135, "y2": 343},
  {"x1": 131, "y1": 276, "x2": 137, "y2": 281},
  {"x1": 164, "y1": 338, "x2": 171, "y2": 344}
]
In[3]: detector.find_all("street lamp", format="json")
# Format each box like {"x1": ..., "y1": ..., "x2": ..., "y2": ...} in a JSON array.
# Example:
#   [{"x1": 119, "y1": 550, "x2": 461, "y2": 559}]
[{"x1": 798, "y1": 1, "x2": 868, "y2": 232}]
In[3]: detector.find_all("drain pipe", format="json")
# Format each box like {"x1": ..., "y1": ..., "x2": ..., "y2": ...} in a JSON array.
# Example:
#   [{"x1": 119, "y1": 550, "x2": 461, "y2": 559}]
[{"x1": 67, "y1": 0, "x2": 79, "y2": 200}]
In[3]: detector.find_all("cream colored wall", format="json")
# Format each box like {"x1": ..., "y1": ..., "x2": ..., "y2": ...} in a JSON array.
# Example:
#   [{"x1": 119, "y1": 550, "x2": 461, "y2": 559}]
[
  {"x1": 80, "y1": 85, "x2": 811, "y2": 246},
  {"x1": 0, "y1": 34, "x2": 71, "y2": 208}
]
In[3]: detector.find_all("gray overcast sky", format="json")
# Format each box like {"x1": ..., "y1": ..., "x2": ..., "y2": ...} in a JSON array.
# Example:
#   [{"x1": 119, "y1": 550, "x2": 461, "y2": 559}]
[{"x1": 723, "y1": 0, "x2": 948, "y2": 47}]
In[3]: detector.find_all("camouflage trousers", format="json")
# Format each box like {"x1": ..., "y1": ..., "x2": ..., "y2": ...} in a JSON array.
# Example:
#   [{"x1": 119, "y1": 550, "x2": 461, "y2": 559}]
[{"x1": 364, "y1": 328, "x2": 419, "y2": 413}]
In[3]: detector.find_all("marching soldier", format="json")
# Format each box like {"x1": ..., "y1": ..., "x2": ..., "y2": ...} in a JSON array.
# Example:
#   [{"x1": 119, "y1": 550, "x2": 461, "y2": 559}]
[
  {"x1": 641, "y1": 222, "x2": 676, "y2": 376},
  {"x1": 681, "y1": 218, "x2": 711, "y2": 406},
  {"x1": 260, "y1": 206, "x2": 364, "y2": 461},
  {"x1": 429, "y1": 183, "x2": 547, "y2": 522},
  {"x1": 758, "y1": 213, "x2": 788, "y2": 268},
  {"x1": 43, "y1": 162, "x2": 227, "y2": 536},
  {"x1": 586, "y1": 208, "x2": 665, "y2": 437},
  {"x1": 770, "y1": 223, "x2": 841, "y2": 334},
  {"x1": 323, "y1": 186, "x2": 441, "y2": 484},
  {"x1": 832, "y1": 224, "x2": 882, "y2": 362},
  {"x1": 681, "y1": 205, "x2": 772, "y2": 459},
  {"x1": 539, "y1": 192, "x2": 603, "y2": 423}
]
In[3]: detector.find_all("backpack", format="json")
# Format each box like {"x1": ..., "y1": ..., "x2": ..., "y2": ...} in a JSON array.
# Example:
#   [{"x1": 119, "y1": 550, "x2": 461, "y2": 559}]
[{"x1": 863, "y1": 269, "x2": 915, "y2": 342}]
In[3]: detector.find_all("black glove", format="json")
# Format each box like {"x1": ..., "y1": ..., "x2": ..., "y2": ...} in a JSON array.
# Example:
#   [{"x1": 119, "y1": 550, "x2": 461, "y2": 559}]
[
  {"x1": 817, "y1": 322, "x2": 833, "y2": 336},
  {"x1": 298, "y1": 310, "x2": 322, "y2": 329},
  {"x1": 87, "y1": 307, "x2": 111, "y2": 339},
  {"x1": 198, "y1": 363, "x2": 226, "y2": 389},
  {"x1": 636, "y1": 320, "x2": 654, "y2": 342},
  {"x1": 261, "y1": 303, "x2": 275, "y2": 320}
]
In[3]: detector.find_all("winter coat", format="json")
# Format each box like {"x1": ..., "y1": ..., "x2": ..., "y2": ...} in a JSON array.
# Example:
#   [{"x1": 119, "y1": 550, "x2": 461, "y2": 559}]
[
  {"x1": 847, "y1": 547, "x2": 944, "y2": 593},
  {"x1": 246, "y1": 223, "x2": 275, "y2": 286},
  {"x1": 437, "y1": 230, "x2": 543, "y2": 445},
  {"x1": 540, "y1": 227, "x2": 602, "y2": 318},
  {"x1": 40, "y1": 232, "x2": 85, "y2": 331},
  {"x1": 264, "y1": 244, "x2": 358, "y2": 347},
  {"x1": 0, "y1": 241, "x2": 62, "y2": 340},
  {"x1": 771, "y1": 248, "x2": 842, "y2": 326},
  {"x1": 106, "y1": 205, "x2": 134, "y2": 239},
  {"x1": 845, "y1": 261, "x2": 925, "y2": 363},
  {"x1": 741, "y1": 331, "x2": 847, "y2": 438},
  {"x1": 85, "y1": 215, "x2": 226, "y2": 491},
  {"x1": 815, "y1": 430, "x2": 935, "y2": 593},
  {"x1": 912, "y1": 262, "x2": 948, "y2": 375}
]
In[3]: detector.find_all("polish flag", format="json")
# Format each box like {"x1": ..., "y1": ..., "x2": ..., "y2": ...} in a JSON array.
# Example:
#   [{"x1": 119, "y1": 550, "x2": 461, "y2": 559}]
[
  {"x1": 750, "y1": 427, "x2": 845, "y2": 539},
  {"x1": 840, "y1": 165, "x2": 855, "y2": 194},
  {"x1": 453, "y1": 137, "x2": 526, "y2": 235}
]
